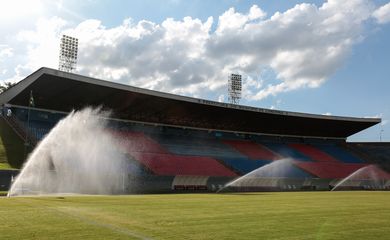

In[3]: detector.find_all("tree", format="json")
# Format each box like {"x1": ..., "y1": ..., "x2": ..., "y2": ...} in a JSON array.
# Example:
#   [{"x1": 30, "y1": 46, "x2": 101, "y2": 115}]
[{"x1": 0, "y1": 81, "x2": 16, "y2": 94}]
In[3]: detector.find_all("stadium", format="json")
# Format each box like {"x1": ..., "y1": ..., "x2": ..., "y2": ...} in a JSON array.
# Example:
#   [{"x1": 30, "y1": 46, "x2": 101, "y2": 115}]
[
  {"x1": 0, "y1": 67, "x2": 389, "y2": 193},
  {"x1": 2, "y1": 0, "x2": 390, "y2": 237},
  {"x1": 0, "y1": 67, "x2": 390, "y2": 239}
]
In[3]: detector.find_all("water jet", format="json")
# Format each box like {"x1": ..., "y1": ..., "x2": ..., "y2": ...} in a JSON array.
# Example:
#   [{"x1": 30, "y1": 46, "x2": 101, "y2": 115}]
[
  {"x1": 8, "y1": 108, "x2": 129, "y2": 196},
  {"x1": 331, "y1": 164, "x2": 390, "y2": 191}
]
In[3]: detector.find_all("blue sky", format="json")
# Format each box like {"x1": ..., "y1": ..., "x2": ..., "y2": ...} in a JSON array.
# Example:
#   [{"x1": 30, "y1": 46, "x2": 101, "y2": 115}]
[{"x1": 0, "y1": 0, "x2": 389, "y2": 141}]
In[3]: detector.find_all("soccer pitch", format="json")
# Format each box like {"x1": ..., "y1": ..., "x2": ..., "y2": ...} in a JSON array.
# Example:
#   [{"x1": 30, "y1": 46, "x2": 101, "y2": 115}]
[{"x1": 0, "y1": 192, "x2": 389, "y2": 240}]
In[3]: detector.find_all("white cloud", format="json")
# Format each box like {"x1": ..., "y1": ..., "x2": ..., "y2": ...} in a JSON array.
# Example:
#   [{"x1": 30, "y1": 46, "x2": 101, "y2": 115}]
[
  {"x1": 220, "y1": 0, "x2": 374, "y2": 100},
  {"x1": 0, "y1": 45, "x2": 13, "y2": 59},
  {"x1": 0, "y1": 0, "x2": 44, "y2": 21},
  {"x1": 270, "y1": 99, "x2": 283, "y2": 110},
  {"x1": 16, "y1": 17, "x2": 66, "y2": 70},
  {"x1": 364, "y1": 114, "x2": 382, "y2": 118},
  {"x1": 373, "y1": 2, "x2": 390, "y2": 24},
  {"x1": 322, "y1": 112, "x2": 332, "y2": 116},
  {"x1": 67, "y1": 16, "x2": 218, "y2": 95},
  {"x1": 217, "y1": 94, "x2": 225, "y2": 103},
  {"x1": 3, "y1": 0, "x2": 390, "y2": 102},
  {"x1": 0, "y1": 46, "x2": 14, "y2": 76},
  {"x1": 216, "y1": 5, "x2": 266, "y2": 34}
]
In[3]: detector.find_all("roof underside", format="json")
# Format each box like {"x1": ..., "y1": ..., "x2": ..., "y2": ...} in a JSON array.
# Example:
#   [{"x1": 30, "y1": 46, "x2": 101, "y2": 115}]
[{"x1": 0, "y1": 68, "x2": 380, "y2": 139}]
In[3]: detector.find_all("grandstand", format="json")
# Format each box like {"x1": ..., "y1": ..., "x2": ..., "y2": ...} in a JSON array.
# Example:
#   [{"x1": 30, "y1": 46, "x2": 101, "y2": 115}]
[{"x1": 0, "y1": 67, "x2": 389, "y2": 192}]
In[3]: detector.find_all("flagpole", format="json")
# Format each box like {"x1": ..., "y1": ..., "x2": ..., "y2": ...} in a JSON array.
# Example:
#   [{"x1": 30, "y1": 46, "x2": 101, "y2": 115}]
[{"x1": 25, "y1": 91, "x2": 33, "y2": 158}]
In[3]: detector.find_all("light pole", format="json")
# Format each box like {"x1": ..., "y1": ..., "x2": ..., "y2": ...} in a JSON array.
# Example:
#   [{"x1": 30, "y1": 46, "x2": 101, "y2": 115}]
[{"x1": 380, "y1": 128, "x2": 384, "y2": 142}]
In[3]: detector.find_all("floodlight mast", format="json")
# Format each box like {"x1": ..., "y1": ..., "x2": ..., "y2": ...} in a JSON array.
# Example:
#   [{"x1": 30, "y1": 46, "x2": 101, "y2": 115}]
[
  {"x1": 58, "y1": 35, "x2": 78, "y2": 73},
  {"x1": 228, "y1": 73, "x2": 242, "y2": 104}
]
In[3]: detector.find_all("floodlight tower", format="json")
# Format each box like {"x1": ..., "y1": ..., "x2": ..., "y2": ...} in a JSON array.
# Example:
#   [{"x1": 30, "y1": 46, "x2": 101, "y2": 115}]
[
  {"x1": 58, "y1": 35, "x2": 78, "y2": 72},
  {"x1": 228, "y1": 73, "x2": 242, "y2": 104}
]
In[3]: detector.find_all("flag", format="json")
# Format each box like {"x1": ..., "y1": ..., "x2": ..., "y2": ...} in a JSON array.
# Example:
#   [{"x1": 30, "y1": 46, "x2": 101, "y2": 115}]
[{"x1": 29, "y1": 90, "x2": 34, "y2": 107}]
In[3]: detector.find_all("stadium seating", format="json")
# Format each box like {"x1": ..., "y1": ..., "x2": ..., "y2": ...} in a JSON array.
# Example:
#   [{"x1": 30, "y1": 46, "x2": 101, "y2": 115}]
[
  {"x1": 218, "y1": 157, "x2": 312, "y2": 178},
  {"x1": 261, "y1": 142, "x2": 312, "y2": 162},
  {"x1": 9, "y1": 106, "x2": 387, "y2": 186},
  {"x1": 132, "y1": 153, "x2": 237, "y2": 176},
  {"x1": 125, "y1": 157, "x2": 150, "y2": 176},
  {"x1": 223, "y1": 140, "x2": 281, "y2": 160},
  {"x1": 10, "y1": 108, "x2": 60, "y2": 141},
  {"x1": 150, "y1": 133, "x2": 245, "y2": 158},
  {"x1": 289, "y1": 143, "x2": 339, "y2": 162},
  {"x1": 116, "y1": 131, "x2": 168, "y2": 154},
  {"x1": 315, "y1": 144, "x2": 364, "y2": 163},
  {"x1": 27, "y1": 121, "x2": 53, "y2": 140},
  {"x1": 354, "y1": 165, "x2": 390, "y2": 180},
  {"x1": 115, "y1": 130, "x2": 237, "y2": 176},
  {"x1": 294, "y1": 162, "x2": 368, "y2": 179},
  {"x1": 350, "y1": 144, "x2": 390, "y2": 165},
  {"x1": 256, "y1": 160, "x2": 313, "y2": 178},
  {"x1": 217, "y1": 157, "x2": 272, "y2": 174}
]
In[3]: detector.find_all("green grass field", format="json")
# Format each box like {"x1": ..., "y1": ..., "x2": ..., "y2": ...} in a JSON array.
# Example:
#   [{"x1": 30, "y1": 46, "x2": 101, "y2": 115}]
[{"x1": 0, "y1": 192, "x2": 389, "y2": 240}]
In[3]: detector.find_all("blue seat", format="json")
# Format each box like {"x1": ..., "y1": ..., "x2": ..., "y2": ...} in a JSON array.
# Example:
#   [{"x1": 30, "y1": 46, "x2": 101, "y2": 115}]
[
  {"x1": 261, "y1": 143, "x2": 312, "y2": 162},
  {"x1": 317, "y1": 145, "x2": 364, "y2": 163},
  {"x1": 217, "y1": 157, "x2": 271, "y2": 174},
  {"x1": 151, "y1": 134, "x2": 246, "y2": 158}
]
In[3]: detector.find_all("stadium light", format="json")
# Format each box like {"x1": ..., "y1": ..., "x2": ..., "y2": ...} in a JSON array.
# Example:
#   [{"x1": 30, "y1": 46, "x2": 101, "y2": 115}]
[
  {"x1": 228, "y1": 73, "x2": 242, "y2": 105},
  {"x1": 58, "y1": 35, "x2": 78, "y2": 73},
  {"x1": 380, "y1": 128, "x2": 384, "y2": 142}
]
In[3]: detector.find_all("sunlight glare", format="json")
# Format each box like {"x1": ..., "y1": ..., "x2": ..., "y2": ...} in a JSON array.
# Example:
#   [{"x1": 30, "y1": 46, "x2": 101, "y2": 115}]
[{"x1": 0, "y1": 0, "x2": 44, "y2": 19}]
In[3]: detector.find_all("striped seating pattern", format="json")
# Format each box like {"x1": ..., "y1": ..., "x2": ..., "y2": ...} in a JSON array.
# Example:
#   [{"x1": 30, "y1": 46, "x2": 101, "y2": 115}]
[
  {"x1": 316, "y1": 145, "x2": 364, "y2": 163},
  {"x1": 289, "y1": 143, "x2": 339, "y2": 162},
  {"x1": 217, "y1": 157, "x2": 272, "y2": 174},
  {"x1": 132, "y1": 153, "x2": 238, "y2": 177},
  {"x1": 294, "y1": 162, "x2": 368, "y2": 179},
  {"x1": 223, "y1": 140, "x2": 280, "y2": 160},
  {"x1": 261, "y1": 142, "x2": 312, "y2": 162}
]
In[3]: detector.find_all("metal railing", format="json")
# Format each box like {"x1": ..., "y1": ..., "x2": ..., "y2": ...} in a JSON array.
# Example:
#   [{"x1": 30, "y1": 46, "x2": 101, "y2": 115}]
[{"x1": 1, "y1": 113, "x2": 37, "y2": 145}]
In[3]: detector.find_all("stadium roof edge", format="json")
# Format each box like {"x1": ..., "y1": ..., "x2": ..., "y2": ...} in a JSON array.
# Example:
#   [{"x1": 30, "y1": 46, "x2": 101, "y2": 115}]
[
  {"x1": 0, "y1": 67, "x2": 381, "y2": 138},
  {"x1": 2, "y1": 67, "x2": 381, "y2": 124}
]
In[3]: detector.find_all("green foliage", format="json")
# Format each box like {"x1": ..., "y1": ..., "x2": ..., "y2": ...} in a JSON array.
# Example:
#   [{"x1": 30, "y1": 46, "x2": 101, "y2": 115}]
[
  {"x1": 0, "y1": 81, "x2": 16, "y2": 93},
  {"x1": 0, "y1": 192, "x2": 389, "y2": 239},
  {"x1": 0, "y1": 162, "x2": 14, "y2": 169}
]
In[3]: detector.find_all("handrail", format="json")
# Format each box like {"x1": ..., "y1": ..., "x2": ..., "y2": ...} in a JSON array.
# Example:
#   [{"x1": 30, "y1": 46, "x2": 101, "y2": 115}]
[
  {"x1": 0, "y1": 114, "x2": 37, "y2": 145},
  {"x1": 1, "y1": 114, "x2": 27, "y2": 141}
]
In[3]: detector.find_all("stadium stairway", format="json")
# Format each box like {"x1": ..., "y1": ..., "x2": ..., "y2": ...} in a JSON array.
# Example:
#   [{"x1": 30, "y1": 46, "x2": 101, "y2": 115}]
[{"x1": 0, "y1": 113, "x2": 33, "y2": 144}]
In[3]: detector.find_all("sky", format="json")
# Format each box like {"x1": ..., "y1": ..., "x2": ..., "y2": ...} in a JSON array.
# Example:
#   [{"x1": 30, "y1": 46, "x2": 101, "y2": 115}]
[{"x1": 0, "y1": 0, "x2": 389, "y2": 142}]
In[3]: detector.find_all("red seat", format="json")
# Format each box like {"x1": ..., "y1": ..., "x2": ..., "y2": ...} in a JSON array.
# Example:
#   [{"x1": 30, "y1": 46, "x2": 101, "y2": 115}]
[
  {"x1": 294, "y1": 161, "x2": 368, "y2": 178},
  {"x1": 134, "y1": 153, "x2": 238, "y2": 176},
  {"x1": 289, "y1": 143, "x2": 339, "y2": 162},
  {"x1": 223, "y1": 140, "x2": 280, "y2": 160},
  {"x1": 114, "y1": 131, "x2": 168, "y2": 154}
]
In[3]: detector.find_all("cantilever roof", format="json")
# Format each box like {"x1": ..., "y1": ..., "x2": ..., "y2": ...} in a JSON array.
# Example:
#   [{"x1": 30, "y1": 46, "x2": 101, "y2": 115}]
[{"x1": 0, "y1": 67, "x2": 381, "y2": 139}]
